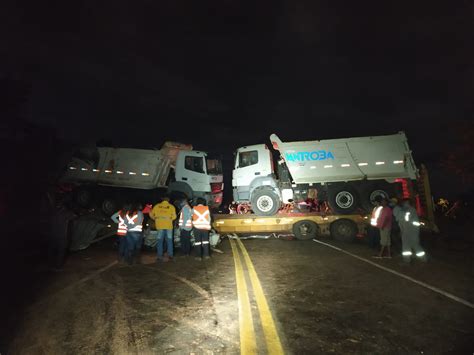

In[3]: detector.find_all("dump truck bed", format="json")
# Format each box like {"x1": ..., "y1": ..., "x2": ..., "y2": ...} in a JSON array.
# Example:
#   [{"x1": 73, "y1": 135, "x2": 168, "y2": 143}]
[{"x1": 270, "y1": 132, "x2": 418, "y2": 184}]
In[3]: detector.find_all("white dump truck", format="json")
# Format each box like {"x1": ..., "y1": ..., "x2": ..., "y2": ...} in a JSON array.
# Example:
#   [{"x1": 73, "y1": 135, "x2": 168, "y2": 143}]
[
  {"x1": 232, "y1": 132, "x2": 418, "y2": 216},
  {"x1": 60, "y1": 141, "x2": 223, "y2": 214}
]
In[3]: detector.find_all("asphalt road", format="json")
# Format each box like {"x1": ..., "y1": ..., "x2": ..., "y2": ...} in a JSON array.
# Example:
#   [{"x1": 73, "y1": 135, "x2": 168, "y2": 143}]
[{"x1": 6, "y1": 234, "x2": 474, "y2": 354}]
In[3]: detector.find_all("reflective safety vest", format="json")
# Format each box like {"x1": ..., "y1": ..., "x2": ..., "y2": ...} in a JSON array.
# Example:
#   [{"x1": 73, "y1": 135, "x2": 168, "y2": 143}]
[
  {"x1": 404, "y1": 210, "x2": 421, "y2": 227},
  {"x1": 126, "y1": 213, "x2": 143, "y2": 232},
  {"x1": 179, "y1": 206, "x2": 193, "y2": 230},
  {"x1": 117, "y1": 212, "x2": 127, "y2": 236},
  {"x1": 192, "y1": 205, "x2": 211, "y2": 230},
  {"x1": 370, "y1": 206, "x2": 383, "y2": 227}
]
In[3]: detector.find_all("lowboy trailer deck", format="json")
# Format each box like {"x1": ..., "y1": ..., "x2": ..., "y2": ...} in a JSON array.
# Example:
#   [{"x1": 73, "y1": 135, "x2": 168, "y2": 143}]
[{"x1": 212, "y1": 213, "x2": 369, "y2": 242}]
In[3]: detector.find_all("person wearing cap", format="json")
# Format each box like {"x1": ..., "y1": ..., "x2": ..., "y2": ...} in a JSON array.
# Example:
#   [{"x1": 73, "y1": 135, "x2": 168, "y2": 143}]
[{"x1": 371, "y1": 197, "x2": 393, "y2": 258}]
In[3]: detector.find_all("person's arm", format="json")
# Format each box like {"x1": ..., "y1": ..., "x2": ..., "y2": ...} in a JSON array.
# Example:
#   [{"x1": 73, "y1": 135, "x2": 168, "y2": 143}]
[
  {"x1": 171, "y1": 206, "x2": 177, "y2": 221},
  {"x1": 411, "y1": 208, "x2": 421, "y2": 226},
  {"x1": 149, "y1": 207, "x2": 156, "y2": 220},
  {"x1": 137, "y1": 211, "x2": 144, "y2": 225},
  {"x1": 111, "y1": 211, "x2": 120, "y2": 223}
]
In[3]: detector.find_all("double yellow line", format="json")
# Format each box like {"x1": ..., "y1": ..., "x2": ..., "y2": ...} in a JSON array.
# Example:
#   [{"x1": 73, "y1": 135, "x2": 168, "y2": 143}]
[{"x1": 230, "y1": 238, "x2": 284, "y2": 355}]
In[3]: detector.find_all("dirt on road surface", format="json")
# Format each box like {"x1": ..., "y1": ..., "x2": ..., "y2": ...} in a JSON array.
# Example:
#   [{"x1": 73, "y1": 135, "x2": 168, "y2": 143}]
[{"x1": 5, "y1": 234, "x2": 474, "y2": 354}]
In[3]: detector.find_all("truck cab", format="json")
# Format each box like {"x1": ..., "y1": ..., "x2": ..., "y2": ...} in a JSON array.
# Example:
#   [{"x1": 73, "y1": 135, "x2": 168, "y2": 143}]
[
  {"x1": 232, "y1": 144, "x2": 283, "y2": 215},
  {"x1": 173, "y1": 151, "x2": 223, "y2": 208}
]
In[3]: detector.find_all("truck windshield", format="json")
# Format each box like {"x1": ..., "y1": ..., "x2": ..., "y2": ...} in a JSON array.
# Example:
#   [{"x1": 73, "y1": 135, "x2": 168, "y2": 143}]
[{"x1": 206, "y1": 158, "x2": 223, "y2": 175}]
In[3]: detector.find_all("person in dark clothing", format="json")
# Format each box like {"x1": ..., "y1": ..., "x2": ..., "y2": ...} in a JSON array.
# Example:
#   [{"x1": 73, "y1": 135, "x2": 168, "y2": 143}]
[{"x1": 192, "y1": 198, "x2": 212, "y2": 260}]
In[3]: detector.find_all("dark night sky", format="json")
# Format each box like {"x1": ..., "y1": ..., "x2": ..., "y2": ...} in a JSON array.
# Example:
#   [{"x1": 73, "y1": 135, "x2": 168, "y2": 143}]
[{"x1": 1, "y1": 1, "x2": 473, "y2": 194}]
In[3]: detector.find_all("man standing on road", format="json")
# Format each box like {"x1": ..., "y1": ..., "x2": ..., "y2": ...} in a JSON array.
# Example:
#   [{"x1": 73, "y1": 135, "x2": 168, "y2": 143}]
[
  {"x1": 124, "y1": 203, "x2": 144, "y2": 265},
  {"x1": 111, "y1": 203, "x2": 131, "y2": 262},
  {"x1": 399, "y1": 199, "x2": 426, "y2": 264},
  {"x1": 192, "y1": 198, "x2": 212, "y2": 260},
  {"x1": 371, "y1": 198, "x2": 393, "y2": 258},
  {"x1": 150, "y1": 197, "x2": 176, "y2": 262},
  {"x1": 178, "y1": 198, "x2": 193, "y2": 257}
]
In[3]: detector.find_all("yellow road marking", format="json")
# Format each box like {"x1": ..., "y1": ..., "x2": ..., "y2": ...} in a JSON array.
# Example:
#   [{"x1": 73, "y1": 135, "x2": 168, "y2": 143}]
[
  {"x1": 230, "y1": 239, "x2": 257, "y2": 354},
  {"x1": 236, "y1": 238, "x2": 285, "y2": 355}
]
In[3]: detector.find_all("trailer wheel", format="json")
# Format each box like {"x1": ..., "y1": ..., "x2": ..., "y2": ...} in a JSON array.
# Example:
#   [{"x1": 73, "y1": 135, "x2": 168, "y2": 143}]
[
  {"x1": 327, "y1": 185, "x2": 359, "y2": 214},
  {"x1": 101, "y1": 198, "x2": 117, "y2": 216},
  {"x1": 360, "y1": 182, "x2": 394, "y2": 212},
  {"x1": 251, "y1": 188, "x2": 281, "y2": 216},
  {"x1": 293, "y1": 220, "x2": 319, "y2": 240},
  {"x1": 330, "y1": 219, "x2": 358, "y2": 242},
  {"x1": 74, "y1": 187, "x2": 93, "y2": 208}
]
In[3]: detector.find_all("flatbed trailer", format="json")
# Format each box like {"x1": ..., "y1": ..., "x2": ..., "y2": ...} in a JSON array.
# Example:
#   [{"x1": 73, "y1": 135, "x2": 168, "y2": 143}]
[
  {"x1": 212, "y1": 212, "x2": 369, "y2": 242},
  {"x1": 213, "y1": 164, "x2": 438, "y2": 241}
]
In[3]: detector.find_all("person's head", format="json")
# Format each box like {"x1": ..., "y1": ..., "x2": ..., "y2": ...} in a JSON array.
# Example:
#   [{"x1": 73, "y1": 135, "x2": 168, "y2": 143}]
[
  {"x1": 195, "y1": 198, "x2": 207, "y2": 206},
  {"x1": 373, "y1": 196, "x2": 382, "y2": 206},
  {"x1": 180, "y1": 198, "x2": 189, "y2": 208},
  {"x1": 388, "y1": 197, "x2": 398, "y2": 208},
  {"x1": 120, "y1": 202, "x2": 132, "y2": 216},
  {"x1": 402, "y1": 198, "x2": 411, "y2": 208},
  {"x1": 161, "y1": 196, "x2": 170, "y2": 203},
  {"x1": 381, "y1": 198, "x2": 388, "y2": 207}
]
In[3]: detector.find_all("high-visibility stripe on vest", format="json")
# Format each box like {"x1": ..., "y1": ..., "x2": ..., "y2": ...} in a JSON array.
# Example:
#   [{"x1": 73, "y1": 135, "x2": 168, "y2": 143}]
[
  {"x1": 179, "y1": 210, "x2": 193, "y2": 229},
  {"x1": 370, "y1": 206, "x2": 383, "y2": 226},
  {"x1": 117, "y1": 213, "x2": 127, "y2": 236},
  {"x1": 192, "y1": 205, "x2": 211, "y2": 230},
  {"x1": 126, "y1": 213, "x2": 143, "y2": 232}
]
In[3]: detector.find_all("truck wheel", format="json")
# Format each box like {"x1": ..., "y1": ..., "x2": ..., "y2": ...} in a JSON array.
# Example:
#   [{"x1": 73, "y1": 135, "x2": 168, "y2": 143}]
[
  {"x1": 251, "y1": 188, "x2": 281, "y2": 216},
  {"x1": 327, "y1": 185, "x2": 359, "y2": 214},
  {"x1": 293, "y1": 220, "x2": 319, "y2": 240},
  {"x1": 360, "y1": 182, "x2": 393, "y2": 212},
  {"x1": 74, "y1": 187, "x2": 93, "y2": 208},
  {"x1": 101, "y1": 198, "x2": 117, "y2": 216},
  {"x1": 330, "y1": 219, "x2": 358, "y2": 242}
]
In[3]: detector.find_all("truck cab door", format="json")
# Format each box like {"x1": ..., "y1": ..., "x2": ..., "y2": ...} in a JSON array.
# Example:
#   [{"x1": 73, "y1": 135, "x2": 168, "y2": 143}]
[
  {"x1": 232, "y1": 145, "x2": 273, "y2": 201},
  {"x1": 176, "y1": 151, "x2": 210, "y2": 193}
]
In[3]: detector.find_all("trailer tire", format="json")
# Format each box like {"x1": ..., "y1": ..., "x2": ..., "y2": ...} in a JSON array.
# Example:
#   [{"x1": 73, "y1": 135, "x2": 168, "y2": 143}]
[
  {"x1": 293, "y1": 220, "x2": 319, "y2": 240},
  {"x1": 251, "y1": 188, "x2": 281, "y2": 216},
  {"x1": 330, "y1": 219, "x2": 358, "y2": 242},
  {"x1": 101, "y1": 198, "x2": 118, "y2": 216},
  {"x1": 360, "y1": 182, "x2": 394, "y2": 212},
  {"x1": 74, "y1": 187, "x2": 93, "y2": 208},
  {"x1": 327, "y1": 184, "x2": 359, "y2": 214}
]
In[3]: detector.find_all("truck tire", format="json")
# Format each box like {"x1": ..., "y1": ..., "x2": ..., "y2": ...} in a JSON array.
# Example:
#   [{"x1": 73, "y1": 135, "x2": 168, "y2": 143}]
[
  {"x1": 101, "y1": 198, "x2": 117, "y2": 216},
  {"x1": 330, "y1": 219, "x2": 358, "y2": 242},
  {"x1": 251, "y1": 188, "x2": 281, "y2": 216},
  {"x1": 327, "y1": 184, "x2": 359, "y2": 214},
  {"x1": 293, "y1": 220, "x2": 319, "y2": 240},
  {"x1": 360, "y1": 182, "x2": 394, "y2": 212},
  {"x1": 74, "y1": 187, "x2": 93, "y2": 208}
]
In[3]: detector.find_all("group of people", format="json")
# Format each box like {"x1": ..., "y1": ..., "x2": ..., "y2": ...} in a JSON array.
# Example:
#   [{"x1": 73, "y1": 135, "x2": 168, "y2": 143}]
[
  {"x1": 111, "y1": 197, "x2": 212, "y2": 265},
  {"x1": 370, "y1": 197, "x2": 426, "y2": 264}
]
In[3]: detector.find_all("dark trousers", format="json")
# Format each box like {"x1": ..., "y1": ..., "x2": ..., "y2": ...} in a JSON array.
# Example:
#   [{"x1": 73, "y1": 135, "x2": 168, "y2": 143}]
[
  {"x1": 368, "y1": 226, "x2": 380, "y2": 249},
  {"x1": 193, "y1": 228, "x2": 210, "y2": 257},
  {"x1": 180, "y1": 229, "x2": 192, "y2": 255},
  {"x1": 125, "y1": 231, "x2": 143, "y2": 264},
  {"x1": 118, "y1": 236, "x2": 127, "y2": 260}
]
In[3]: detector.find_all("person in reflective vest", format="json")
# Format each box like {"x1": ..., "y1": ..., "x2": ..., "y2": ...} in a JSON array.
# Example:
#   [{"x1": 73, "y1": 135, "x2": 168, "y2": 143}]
[
  {"x1": 192, "y1": 198, "x2": 212, "y2": 260},
  {"x1": 124, "y1": 203, "x2": 144, "y2": 265},
  {"x1": 178, "y1": 198, "x2": 193, "y2": 256},
  {"x1": 111, "y1": 203, "x2": 131, "y2": 262},
  {"x1": 150, "y1": 197, "x2": 177, "y2": 262},
  {"x1": 399, "y1": 199, "x2": 426, "y2": 263},
  {"x1": 370, "y1": 198, "x2": 393, "y2": 258}
]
